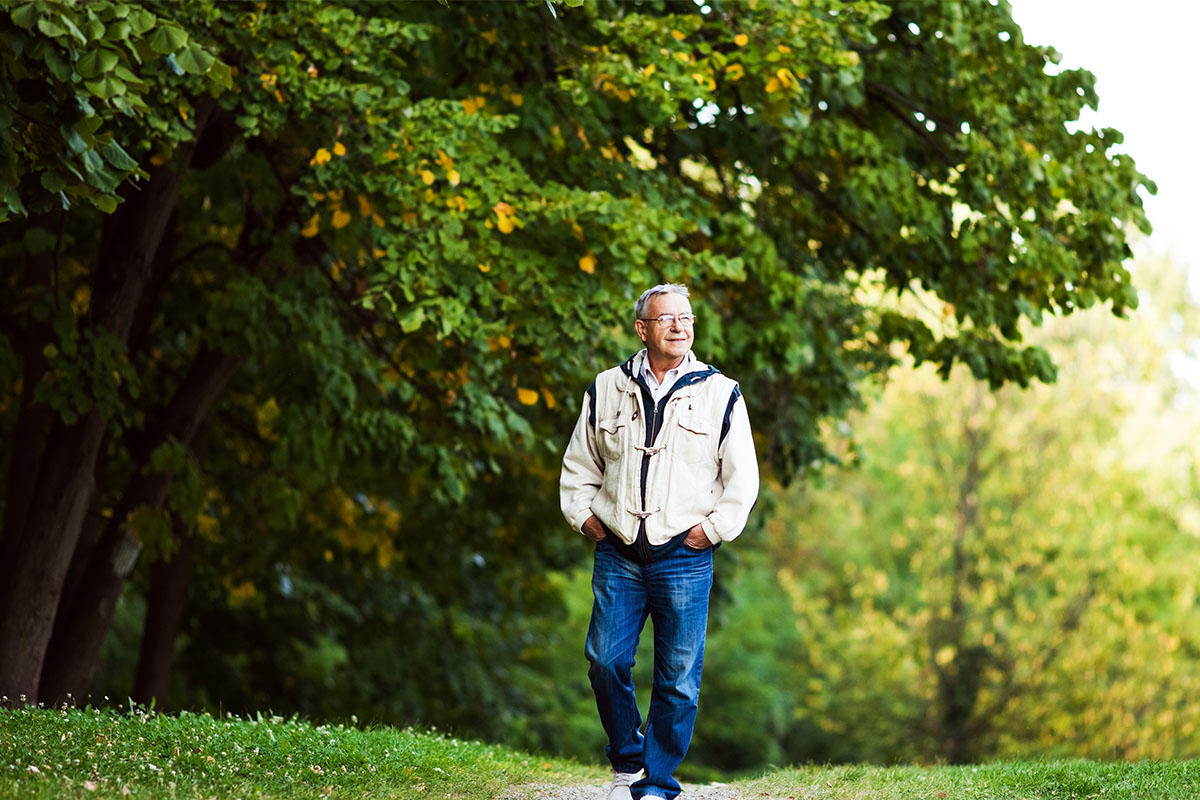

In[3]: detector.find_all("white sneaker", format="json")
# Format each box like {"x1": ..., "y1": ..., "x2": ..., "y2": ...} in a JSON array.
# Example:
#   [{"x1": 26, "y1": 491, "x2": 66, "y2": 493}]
[{"x1": 607, "y1": 769, "x2": 643, "y2": 800}]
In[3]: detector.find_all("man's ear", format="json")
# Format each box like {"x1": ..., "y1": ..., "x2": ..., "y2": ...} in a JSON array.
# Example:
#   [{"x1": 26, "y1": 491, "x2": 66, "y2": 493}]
[{"x1": 635, "y1": 321, "x2": 646, "y2": 343}]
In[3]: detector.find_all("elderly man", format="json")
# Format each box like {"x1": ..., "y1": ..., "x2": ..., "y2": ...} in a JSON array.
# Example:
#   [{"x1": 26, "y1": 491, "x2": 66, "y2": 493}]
[{"x1": 560, "y1": 283, "x2": 759, "y2": 800}]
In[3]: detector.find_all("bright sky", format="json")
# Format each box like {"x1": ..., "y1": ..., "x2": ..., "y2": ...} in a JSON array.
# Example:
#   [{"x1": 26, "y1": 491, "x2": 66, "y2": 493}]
[{"x1": 1007, "y1": 0, "x2": 1200, "y2": 298}]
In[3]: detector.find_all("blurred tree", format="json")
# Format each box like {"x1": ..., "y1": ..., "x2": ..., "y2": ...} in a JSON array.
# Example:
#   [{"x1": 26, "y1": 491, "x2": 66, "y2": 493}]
[
  {"x1": 1, "y1": 0, "x2": 1152, "y2": 710},
  {"x1": 765, "y1": 255, "x2": 1200, "y2": 763}
]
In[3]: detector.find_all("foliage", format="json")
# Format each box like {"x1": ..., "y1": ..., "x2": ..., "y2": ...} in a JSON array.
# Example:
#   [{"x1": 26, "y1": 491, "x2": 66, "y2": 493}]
[
  {"x1": 0, "y1": 706, "x2": 599, "y2": 800},
  {"x1": 758, "y1": 256, "x2": 1200, "y2": 763},
  {"x1": 0, "y1": 0, "x2": 1154, "y2": 736}
]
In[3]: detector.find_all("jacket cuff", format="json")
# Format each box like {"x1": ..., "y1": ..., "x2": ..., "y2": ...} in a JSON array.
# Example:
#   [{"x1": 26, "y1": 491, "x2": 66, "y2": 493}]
[
  {"x1": 701, "y1": 518, "x2": 722, "y2": 546},
  {"x1": 571, "y1": 508, "x2": 595, "y2": 535}
]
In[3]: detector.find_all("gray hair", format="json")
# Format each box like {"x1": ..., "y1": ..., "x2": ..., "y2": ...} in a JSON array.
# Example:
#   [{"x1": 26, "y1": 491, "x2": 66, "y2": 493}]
[{"x1": 634, "y1": 283, "x2": 690, "y2": 320}]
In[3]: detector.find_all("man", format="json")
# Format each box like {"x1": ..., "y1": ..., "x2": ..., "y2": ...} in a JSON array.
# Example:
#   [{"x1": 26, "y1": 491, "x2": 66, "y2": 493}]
[{"x1": 560, "y1": 283, "x2": 759, "y2": 800}]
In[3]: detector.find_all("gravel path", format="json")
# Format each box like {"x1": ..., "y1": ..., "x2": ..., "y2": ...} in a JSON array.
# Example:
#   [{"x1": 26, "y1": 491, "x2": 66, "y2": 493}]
[{"x1": 510, "y1": 780, "x2": 746, "y2": 799}]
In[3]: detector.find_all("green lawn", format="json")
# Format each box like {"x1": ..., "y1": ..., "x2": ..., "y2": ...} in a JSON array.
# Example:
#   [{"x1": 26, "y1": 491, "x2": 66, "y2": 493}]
[
  {"x1": 741, "y1": 761, "x2": 1200, "y2": 799},
  {"x1": 3, "y1": 707, "x2": 1197, "y2": 799},
  {"x1": 1, "y1": 706, "x2": 600, "y2": 799}
]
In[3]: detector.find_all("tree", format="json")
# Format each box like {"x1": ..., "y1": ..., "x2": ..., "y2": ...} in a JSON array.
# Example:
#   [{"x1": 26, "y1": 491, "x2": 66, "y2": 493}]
[
  {"x1": 763, "y1": 254, "x2": 1200, "y2": 763},
  {"x1": 1, "y1": 0, "x2": 1151, "y2": 707}
]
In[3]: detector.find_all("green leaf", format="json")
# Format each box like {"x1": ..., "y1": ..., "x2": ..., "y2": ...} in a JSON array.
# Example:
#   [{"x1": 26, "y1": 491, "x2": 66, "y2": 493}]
[
  {"x1": 76, "y1": 46, "x2": 120, "y2": 79},
  {"x1": 399, "y1": 306, "x2": 425, "y2": 333},
  {"x1": 40, "y1": 169, "x2": 68, "y2": 194},
  {"x1": 147, "y1": 24, "x2": 188, "y2": 55},
  {"x1": 83, "y1": 74, "x2": 127, "y2": 99},
  {"x1": 59, "y1": 124, "x2": 88, "y2": 154},
  {"x1": 10, "y1": 3, "x2": 37, "y2": 30},
  {"x1": 206, "y1": 59, "x2": 233, "y2": 89},
  {"x1": 39, "y1": 44, "x2": 71, "y2": 80},
  {"x1": 36, "y1": 15, "x2": 68, "y2": 37},
  {"x1": 101, "y1": 140, "x2": 138, "y2": 172},
  {"x1": 128, "y1": 8, "x2": 156, "y2": 35},
  {"x1": 173, "y1": 42, "x2": 215, "y2": 75}
]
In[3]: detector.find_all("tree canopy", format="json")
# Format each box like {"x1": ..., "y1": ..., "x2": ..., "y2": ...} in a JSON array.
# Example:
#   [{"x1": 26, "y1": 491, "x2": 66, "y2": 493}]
[{"x1": 0, "y1": 0, "x2": 1152, "y2": 710}]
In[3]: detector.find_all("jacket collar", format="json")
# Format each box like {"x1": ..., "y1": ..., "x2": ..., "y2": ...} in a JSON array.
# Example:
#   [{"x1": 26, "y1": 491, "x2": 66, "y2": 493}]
[{"x1": 618, "y1": 349, "x2": 717, "y2": 398}]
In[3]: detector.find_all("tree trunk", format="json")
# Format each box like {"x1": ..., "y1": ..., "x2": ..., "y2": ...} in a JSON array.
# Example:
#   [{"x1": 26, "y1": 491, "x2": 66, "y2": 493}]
[
  {"x1": 935, "y1": 384, "x2": 983, "y2": 764},
  {"x1": 0, "y1": 105, "x2": 214, "y2": 703},
  {"x1": 38, "y1": 348, "x2": 241, "y2": 702},
  {"x1": 0, "y1": 214, "x2": 57, "y2": 585},
  {"x1": 131, "y1": 518, "x2": 193, "y2": 709}
]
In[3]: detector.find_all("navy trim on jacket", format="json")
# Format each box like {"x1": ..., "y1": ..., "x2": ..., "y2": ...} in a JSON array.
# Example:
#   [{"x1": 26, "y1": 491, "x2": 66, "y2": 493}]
[{"x1": 719, "y1": 385, "x2": 742, "y2": 446}]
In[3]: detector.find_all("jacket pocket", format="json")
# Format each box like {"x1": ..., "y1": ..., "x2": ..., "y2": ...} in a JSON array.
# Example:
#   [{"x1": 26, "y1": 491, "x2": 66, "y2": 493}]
[
  {"x1": 672, "y1": 415, "x2": 714, "y2": 465},
  {"x1": 596, "y1": 416, "x2": 627, "y2": 463}
]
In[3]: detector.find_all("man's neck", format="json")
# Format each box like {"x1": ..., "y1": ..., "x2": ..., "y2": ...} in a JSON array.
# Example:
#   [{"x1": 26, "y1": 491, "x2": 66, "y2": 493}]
[{"x1": 645, "y1": 351, "x2": 687, "y2": 385}]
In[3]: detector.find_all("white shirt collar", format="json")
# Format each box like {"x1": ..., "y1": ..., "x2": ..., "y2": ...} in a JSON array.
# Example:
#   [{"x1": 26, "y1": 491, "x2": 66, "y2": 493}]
[{"x1": 636, "y1": 349, "x2": 700, "y2": 399}]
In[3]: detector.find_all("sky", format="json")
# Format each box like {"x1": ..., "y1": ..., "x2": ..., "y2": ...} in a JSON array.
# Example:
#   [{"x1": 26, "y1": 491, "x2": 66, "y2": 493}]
[{"x1": 1007, "y1": 0, "x2": 1200, "y2": 295}]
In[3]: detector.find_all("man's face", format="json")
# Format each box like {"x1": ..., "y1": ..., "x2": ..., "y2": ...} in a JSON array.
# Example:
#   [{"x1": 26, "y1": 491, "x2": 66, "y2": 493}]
[{"x1": 636, "y1": 292, "x2": 694, "y2": 364}]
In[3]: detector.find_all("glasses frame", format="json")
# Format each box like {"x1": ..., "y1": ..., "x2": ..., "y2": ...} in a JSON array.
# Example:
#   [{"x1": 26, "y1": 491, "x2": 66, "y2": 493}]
[{"x1": 637, "y1": 313, "x2": 697, "y2": 327}]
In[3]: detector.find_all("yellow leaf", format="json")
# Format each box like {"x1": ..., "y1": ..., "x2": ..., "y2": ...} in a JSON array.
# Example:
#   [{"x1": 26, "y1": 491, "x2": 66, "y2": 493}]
[
  {"x1": 570, "y1": 220, "x2": 584, "y2": 240},
  {"x1": 481, "y1": 29, "x2": 498, "y2": 44},
  {"x1": 310, "y1": 147, "x2": 332, "y2": 166},
  {"x1": 331, "y1": 209, "x2": 352, "y2": 229},
  {"x1": 643, "y1": 64, "x2": 657, "y2": 78},
  {"x1": 177, "y1": 104, "x2": 188, "y2": 121},
  {"x1": 435, "y1": 149, "x2": 453, "y2": 169},
  {"x1": 579, "y1": 252, "x2": 596, "y2": 273},
  {"x1": 373, "y1": 213, "x2": 386, "y2": 227},
  {"x1": 498, "y1": 335, "x2": 511, "y2": 348},
  {"x1": 274, "y1": 89, "x2": 285, "y2": 104},
  {"x1": 373, "y1": 248, "x2": 386, "y2": 258},
  {"x1": 542, "y1": 389, "x2": 556, "y2": 409},
  {"x1": 733, "y1": 33, "x2": 749, "y2": 47},
  {"x1": 497, "y1": 216, "x2": 515, "y2": 234},
  {"x1": 517, "y1": 388, "x2": 539, "y2": 405},
  {"x1": 462, "y1": 96, "x2": 479, "y2": 115},
  {"x1": 421, "y1": 169, "x2": 435, "y2": 185},
  {"x1": 333, "y1": 141, "x2": 347, "y2": 156},
  {"x1": 447, "y1": 169, "x2": 461, "y2": 186},
  {"x1": 301, "y1": 214, "x2": 320, "y2": 238},
  {"x1": 777, "y1": 44, "x2": 791, "y2": 53},
  {"x1": 357, "y1": 194, "x2": 372, "y2": 217},
  {"x1": 765, "y1": 77, "x2": 781, "y2": 93},
  {"x1": 149, "y1": 152, "x2": 167, "y2": 166},
  {"x1": 725, "y1": 63, "x2": 744, "y2": 81},
  {"x1": 478, "y1": 263, "x2": 491, "y2": 273},
  {"x1": 670, "y1": 29, "x2": 686, "y2": 40},
  {"x1": 510, "y1": 93, "x2": 524, "y2": 106},
  {"x1": 454, "y1": 196, "x2": 467, "y2": 212}
]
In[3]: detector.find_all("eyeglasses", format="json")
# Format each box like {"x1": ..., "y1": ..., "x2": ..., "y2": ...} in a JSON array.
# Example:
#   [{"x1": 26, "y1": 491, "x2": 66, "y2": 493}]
[{"x1": 638, "y1": 313, "x2": 696, "y2": 327}]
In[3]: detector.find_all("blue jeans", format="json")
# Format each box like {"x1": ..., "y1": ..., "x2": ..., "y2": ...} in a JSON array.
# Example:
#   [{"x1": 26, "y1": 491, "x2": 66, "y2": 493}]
[{"x1": 585, "y1": 537, "x2": 713, "y2": 800}]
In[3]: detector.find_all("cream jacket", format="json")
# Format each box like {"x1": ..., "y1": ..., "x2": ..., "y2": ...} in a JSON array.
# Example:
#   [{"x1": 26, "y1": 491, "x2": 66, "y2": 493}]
[{"x1": 560, "y1": 350, "x2": 759, "y2": 551}]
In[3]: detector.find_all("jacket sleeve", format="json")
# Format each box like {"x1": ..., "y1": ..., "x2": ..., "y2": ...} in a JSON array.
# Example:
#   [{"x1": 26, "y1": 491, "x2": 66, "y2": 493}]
[
  {"x1": 700, "y1": 391, "x2": 759, "y2": 545},
  {"x1": 560, "y1": 385, "x2": 604, "y2": 534}
]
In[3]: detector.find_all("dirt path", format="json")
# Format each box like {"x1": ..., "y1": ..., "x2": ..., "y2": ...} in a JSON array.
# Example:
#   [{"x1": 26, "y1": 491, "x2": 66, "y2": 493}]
[{"x1": 513, "y1": 780, "x2": 746, "y2": 799}]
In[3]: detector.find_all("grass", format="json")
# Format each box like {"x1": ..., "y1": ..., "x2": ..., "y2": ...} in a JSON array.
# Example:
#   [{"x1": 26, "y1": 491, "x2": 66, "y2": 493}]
[
  {"x1": 4, "y1": 706, "x2": 1199, "y2": 799},
  {"x1": 0, "y1": 705, "x2": 602, "y2": 799},
  {"x1": 740, "y1": 760, "x2": 1200, "y2": 799}
]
